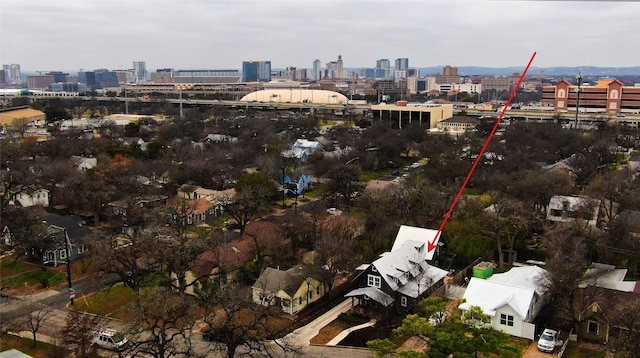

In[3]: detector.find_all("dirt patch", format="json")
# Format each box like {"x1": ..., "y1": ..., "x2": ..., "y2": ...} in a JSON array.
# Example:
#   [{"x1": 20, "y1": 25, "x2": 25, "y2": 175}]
[
  {"x1": 337, "y1": 323, "x2": 396, "y2": 347},
  {"x1": 310, "y1": 317, "x2": 354, "y2": 344}
]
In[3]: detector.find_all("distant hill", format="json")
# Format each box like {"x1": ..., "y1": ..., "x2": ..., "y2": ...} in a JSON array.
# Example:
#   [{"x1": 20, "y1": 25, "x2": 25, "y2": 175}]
[{"x1": 416, "y1": 66, "x2": 640, "y2": 77}]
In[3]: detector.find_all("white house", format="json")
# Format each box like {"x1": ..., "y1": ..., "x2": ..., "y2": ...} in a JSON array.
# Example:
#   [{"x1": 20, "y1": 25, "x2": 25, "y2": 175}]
[
  {"x1": 282, "y1": 139, "x2": 323, "y2": 164},
  {"x1": 9, "y1": 187, "x2": 49, "y2": 207},
  {"x1": 71, "y1": 156, "x2": 98, "y2": 172},
  {"x1": 547, "y1": 195, "x2": 602, "y2": 227},
  {"x1": 459, "y1": 265, "x2": 549, "y2": 339}
]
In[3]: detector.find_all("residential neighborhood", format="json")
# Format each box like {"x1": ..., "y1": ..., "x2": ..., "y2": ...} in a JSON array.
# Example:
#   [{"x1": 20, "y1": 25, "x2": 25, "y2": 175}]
[{"x1": 2, "y1": 2, "x2": 640, "y2": 354}]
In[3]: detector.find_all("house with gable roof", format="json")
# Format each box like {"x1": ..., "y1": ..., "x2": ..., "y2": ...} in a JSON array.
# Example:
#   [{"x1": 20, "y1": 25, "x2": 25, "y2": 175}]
[
  {"x1": 459, "y1": 265, "x2": 550, "y2": 339},
  {"x1": 547, "y1": 195, "x2": 603, "y2": 227},
  {"x1": 344, "y1": 225, "x2": 449, "y2": 315},
  {"x1": 574, "y1": 262, "x2": 640, "y2": 344},
  {"x1": 281, "y1": 139, "x2": 323, "y2": 164},
  {"x1": 251, "y1": 265, "x2": 325, "y2": 314}
]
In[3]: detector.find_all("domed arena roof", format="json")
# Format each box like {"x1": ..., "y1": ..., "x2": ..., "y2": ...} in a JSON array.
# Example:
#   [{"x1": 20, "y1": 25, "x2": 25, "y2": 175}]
[{"x1": 240, "y1": 89, "x2": 348, "y2": 105}]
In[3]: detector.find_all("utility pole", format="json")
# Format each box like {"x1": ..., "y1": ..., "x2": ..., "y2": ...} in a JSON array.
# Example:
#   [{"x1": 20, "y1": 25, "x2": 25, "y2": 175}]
[
  {"x1": 575, "y1": 72, "x2": 583, "y2": 129},
  {"x1": 51, "y1": 225, "x2": 74, "y2": 305}
]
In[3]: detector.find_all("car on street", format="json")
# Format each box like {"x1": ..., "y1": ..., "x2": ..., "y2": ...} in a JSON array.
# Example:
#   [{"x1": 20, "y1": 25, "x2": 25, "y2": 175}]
[
  {"x1": 537, "y1": 328, "x2": 559, "y2": 353},
  {"x1": 91, "y1": 328, "x2": 129, "y2": 351}
]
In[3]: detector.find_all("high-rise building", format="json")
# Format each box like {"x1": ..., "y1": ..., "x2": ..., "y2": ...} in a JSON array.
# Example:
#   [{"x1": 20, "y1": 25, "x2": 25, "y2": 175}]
[
  {"x1": 27, "y1": 75, "x2": 55, "y2": 90},
  {"x1": 242, "y1": 61, "x2": 271, "y2": 82},
  {"x1": 395, "y1": 58, "x2": 409, "y2": 71},
  {"x1": 313, "y1": 59, "x2": 321, "y2": 81},
  {"x1": 3, "y1": 64, "x2": 22, "y2": 83},
  {"x1": 376, "y1": 59, "x2": 391, "y2": 79},
  {"x1": 336, "y1": 55, "x2": 344, "y2": 79},
  {"x1": 133, "y1": 61, "x2": 147, "y2": 83},
  {"x1": 46, "y1": 71, "x2": 69, "y2": 83}
]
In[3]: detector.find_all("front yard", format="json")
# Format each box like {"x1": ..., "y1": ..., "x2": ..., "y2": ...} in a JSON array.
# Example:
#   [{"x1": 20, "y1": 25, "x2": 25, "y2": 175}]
[{"x1": 0, "y1": 256, "x2": 69, "y2": 294}]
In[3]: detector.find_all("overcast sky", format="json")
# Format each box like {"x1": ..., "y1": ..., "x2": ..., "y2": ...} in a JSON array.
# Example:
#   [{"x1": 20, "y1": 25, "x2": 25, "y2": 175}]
[{"x1": 2, "y1": 0, "x2": 639, "y2": 72}]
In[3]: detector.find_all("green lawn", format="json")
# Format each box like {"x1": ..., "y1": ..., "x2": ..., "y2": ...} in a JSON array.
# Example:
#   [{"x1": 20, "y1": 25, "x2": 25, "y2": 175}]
[
  {"x1": 302, "y1": 183, "x2": 326, "y2": 198},
  {"x1": 0, "y1": 257, "x2": 40, "y2": 278},
  {"x1": 1, "y1": 270, "x2": 66, "y2": 290},
  {"x1": 71, "y1": 284, "x2": 136, "y2": 320}
]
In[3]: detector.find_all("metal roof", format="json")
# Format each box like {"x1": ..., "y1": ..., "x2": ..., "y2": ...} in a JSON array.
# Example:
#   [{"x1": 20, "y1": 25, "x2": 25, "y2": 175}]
[
  {"x1": 345, "y1": 287, "x2": 394, "y2": 307},
  {"x1": 459, "y1": 277, "x2": 535, "y2": 319}
]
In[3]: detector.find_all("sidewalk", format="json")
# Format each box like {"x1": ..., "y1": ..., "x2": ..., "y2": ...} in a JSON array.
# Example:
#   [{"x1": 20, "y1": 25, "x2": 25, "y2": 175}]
[{"x1": 282, "y1": 298, "x2": 353, "y2": 346}]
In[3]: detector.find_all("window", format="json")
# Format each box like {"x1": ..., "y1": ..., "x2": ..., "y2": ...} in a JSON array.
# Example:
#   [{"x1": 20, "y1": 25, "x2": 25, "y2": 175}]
[
  {"x1": 59, "y1": 249, "x2": 67, "y2": 259},
  {"x1": 367, "y1": 274, "x2": 381, "y2": 288},
  {"x1": 588, "y1": 321, "x2": 599, "y2": 335},
  {"x1": 371, "y1": 266, "x2": 377, "y2": 272},
  {"x1": 299, "y1": 297, "x2": 302, "y2": 305},
  {"x1": 500, "y1": 314, "x2": 514, "y2": 327},
  {"x1": 610, "y1": 89, "x2": 619, "y2": 99},
  {"x1": 316, "y1": 286, "x2": 320, "y2": 295},
  {"x1": 400, "y1": 296, "x2": 407, "y2": 307},
  {"x1": 558, "y1": 89, "x2": 566, "y2": 98}
]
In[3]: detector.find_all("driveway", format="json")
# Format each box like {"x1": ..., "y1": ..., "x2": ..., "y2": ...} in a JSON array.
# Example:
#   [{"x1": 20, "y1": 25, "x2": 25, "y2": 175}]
[{"x1": 522, "y1": 341, "x2": 557, "y2": 358}]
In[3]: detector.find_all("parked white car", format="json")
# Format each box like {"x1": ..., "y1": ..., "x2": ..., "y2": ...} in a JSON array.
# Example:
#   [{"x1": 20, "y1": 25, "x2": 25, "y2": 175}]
[
  {"x1": 326, "y1": 208, "x2": 342, "y2": 215},
  {"x1": 91, "y1": 328, "x2": 128, "y2": 351},
  {"x1": 537, "y1": 328, "x2": 559, "y2": 353}
]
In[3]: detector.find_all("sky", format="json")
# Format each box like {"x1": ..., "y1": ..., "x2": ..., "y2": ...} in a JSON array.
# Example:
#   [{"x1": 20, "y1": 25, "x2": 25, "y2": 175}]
[{"x1": 1, "y1": 0, "x2": 639, "y2": 73}]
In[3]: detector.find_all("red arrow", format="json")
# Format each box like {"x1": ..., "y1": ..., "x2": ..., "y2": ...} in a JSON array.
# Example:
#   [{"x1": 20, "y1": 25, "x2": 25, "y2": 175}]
[{"x1": 428, "y1": 52, "x2": 537, "y2": 253}]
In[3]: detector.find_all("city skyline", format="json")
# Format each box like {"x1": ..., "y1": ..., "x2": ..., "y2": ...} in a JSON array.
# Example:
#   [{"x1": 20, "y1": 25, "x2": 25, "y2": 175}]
[{"x1": 1, "y1": 0, "x2": 639, "y2": 72}]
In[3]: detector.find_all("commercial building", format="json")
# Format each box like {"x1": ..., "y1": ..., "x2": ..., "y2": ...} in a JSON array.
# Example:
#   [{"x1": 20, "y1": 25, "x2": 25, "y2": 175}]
[
  {"x1": 27, "y1": 75, "x2": 55, "y2": 90},
  {"x1": 239, "y1": 89, "x2": 348, "y2": 104},
  {"x1": 542, "y1": 79, "x2": 640, "y2": 114},
  {"x1": 435, "y1": 66, "x2": 460, "y2": 84},
  {"x1": 313, "y1": 59, "x2": 322, "y2": 81},
  {"x1": 480, "y1": 73, "x2": 520, "y2": 92},
  {"x1": 242, "y1": 61, "x2": 272, "y2": 82},
  {"x1": 395, "y1": 58, "x2": 409, "y2": 71},
  {"x1": 376, "y1": 59, "x2": 391, "y2": 79},
  {"x1": 133, "y1": 61, "x2": 147, "y2": 83},
  {"x1": 370, "y1": 102, "x2": 454, "y2": 129},
  {"x1": 2, "y1": 64, "x2": 22, "y2": 83},
  {"x1": 336, "y1": 55, "x2": 345, "y2": 79}
]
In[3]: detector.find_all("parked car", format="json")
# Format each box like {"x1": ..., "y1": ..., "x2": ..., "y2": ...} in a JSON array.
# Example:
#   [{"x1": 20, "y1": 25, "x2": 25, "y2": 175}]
[
  {"x1": 326, "y1": 208, "x2": 342, "y2": 215},
  {"x1": 537, "y1": 328, "x2": 559, "y2": 353},
  {"x1": 91, "y1": 328, "x2": 128, "y2": 351}
]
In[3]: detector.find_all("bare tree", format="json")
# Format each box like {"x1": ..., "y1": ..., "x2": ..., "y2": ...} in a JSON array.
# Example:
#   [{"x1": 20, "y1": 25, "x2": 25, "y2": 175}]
[
  {"x1": 479, "y1": 195, "x2": 531, "y2": 268},
  {"x1": 314, "y1": 215, "x2": 363, "y2": 298},
  {"x1": 62, "y1": 310, "x2": 106, "y2": 357},
  {"x1": 127, "y1": 287, "x2": 195, "y2": 358},
  {"x1": 7, "y1": 117, "x2": 33, "y2": 138},
  {"x1": 538, "y1": 223, "x2": 589, "y2": 328},
  {"x1": 201, "y1": 284, "x2": 300, "y2": 358},
  {"x1": 609, "y1": 297, "x2": 640, "y2": 358},
  {"x1": 20, "y1": 301, "x2": 53, "y2": 347}
]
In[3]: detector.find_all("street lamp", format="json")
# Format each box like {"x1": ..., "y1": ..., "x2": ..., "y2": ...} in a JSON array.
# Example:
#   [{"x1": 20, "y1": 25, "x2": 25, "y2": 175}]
[{"x1": 575, "y1": 72, "x2": 583, "y2": 129}]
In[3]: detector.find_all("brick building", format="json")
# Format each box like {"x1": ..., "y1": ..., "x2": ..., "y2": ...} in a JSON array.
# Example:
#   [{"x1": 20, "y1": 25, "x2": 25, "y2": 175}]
[{"x1": 542, "y1": 79, "x2": 640, "y2": 114}]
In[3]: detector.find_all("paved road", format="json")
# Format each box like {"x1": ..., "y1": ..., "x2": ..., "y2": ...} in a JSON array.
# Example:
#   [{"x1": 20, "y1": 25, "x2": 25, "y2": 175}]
[{"x1": 2, "y1": 287, "x2": 374, "y2": 357}]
